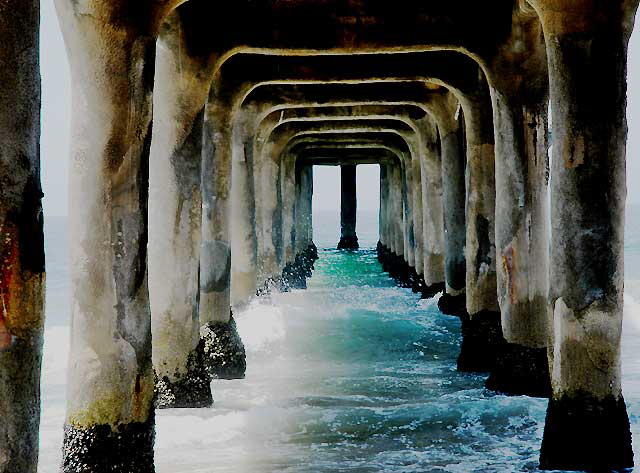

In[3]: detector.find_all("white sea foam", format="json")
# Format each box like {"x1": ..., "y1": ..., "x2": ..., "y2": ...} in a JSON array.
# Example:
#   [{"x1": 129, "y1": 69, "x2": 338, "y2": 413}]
[{"x1": 235, "y1": 299, "x2": 287, "y2": 354}]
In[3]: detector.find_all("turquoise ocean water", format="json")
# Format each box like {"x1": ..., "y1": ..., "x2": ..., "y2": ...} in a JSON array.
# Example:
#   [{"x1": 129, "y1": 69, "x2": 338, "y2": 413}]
[{"x1": 37, "y1": 208, "x2": 640, "y2": 472}]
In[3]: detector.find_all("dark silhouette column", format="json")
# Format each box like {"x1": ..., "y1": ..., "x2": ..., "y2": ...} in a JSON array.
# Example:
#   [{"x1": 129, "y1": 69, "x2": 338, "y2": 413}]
[
  {"x1": 338, "y1": 165, "x2": 359, "y2": 249},
  {"x1": 0, "y1": 0, "x2": 45, "y2": 470}
]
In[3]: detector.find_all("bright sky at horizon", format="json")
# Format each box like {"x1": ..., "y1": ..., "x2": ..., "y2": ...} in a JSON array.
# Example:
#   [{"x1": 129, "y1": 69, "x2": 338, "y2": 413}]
[{"x1": 40, "y1": 5, "x2": 640, "y2": 216}]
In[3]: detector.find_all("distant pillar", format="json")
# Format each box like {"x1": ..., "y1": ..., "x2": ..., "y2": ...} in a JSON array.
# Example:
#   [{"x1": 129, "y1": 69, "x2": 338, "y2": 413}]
[
  {"x1": 401, "y1": 159, "x2": 415, "y2": 269},
  {"x1": 419, "y1": 119, "x2": 446, "y2": 295},
  {"x1": 533, "y1": 1, "x2": 638, "y2": 470},
  {"x1": 258, "y1": 142, "x2": 284, "y2": 283},
  {"x1": 281, "y1": 157, "x2": 297, "y2": 266},
  {"x1": 294, "y1": 165, "x2": 308, "y2": 256},
  {"x1": 411, "y1": 154, "x2": 424, "y2": 279},
  {"x1": 378, "y1": 164, "x2": 390, "y2": 249},
  {"x1": 438, "y1": 111, "x2": 467, "y2": 315},
  {"x1": 391, "y1": 165, "x2": 404, "y2": 258},
  {"x1": 280, "y1": 155, "x2": 300, "y2": 289},
  {"x1": 0, "y1": 0, "x2": 45, "y2": 470},
  {"x1": 338, "y1": 165, "x2": 359, "y2": 249},
  {"x1": 304, "y1": 165, "x2": 314, "y2": 248},
  {"x1": 231, "y1": 106, "x2": 259, "y2": 309}
]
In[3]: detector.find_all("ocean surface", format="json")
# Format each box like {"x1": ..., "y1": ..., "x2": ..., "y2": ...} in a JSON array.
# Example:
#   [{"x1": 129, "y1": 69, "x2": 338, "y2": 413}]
[{"x1": 37, "y1": 209, "x2": 640, "y2": 472}]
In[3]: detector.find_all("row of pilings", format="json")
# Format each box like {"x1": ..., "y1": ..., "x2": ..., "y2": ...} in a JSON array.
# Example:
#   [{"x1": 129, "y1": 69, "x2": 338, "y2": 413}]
[
  {"x1": 377, "y1": 242, "x2": 551, "y2": 398},
  {"x1": 1, "y1": 0, "x2": 639, "y2": 472}
]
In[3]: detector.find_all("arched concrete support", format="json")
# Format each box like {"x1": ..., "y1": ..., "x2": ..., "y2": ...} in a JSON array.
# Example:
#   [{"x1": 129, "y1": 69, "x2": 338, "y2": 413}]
[
  {"x1": 259, "y1": 106, "x2": 445, "y2": 292},
  {"x1": 212, "y1": 51, "x2": 495, "y2": 314},
  {"x1": 287, "y1": 141, "x2": 405, "y2": 252},
  {"x1": 0, "y1": 0, "x2": 44, "y2": 471},
  {"x1": 55, "y1": 0, "x2": 180, "y2": 470},
  {"x1": 258, "y1": 107, "x2": 444, "y2": 291},
  {"x1": 530, "y1": 1, "x2": 639, "y2": 470},
  {"x1": 256, "y1": 110, "x2": 425, "y2": 273},
  {"x1": 290, "y1": 141, "x2": 408, "y2": 285},
  {"x1": 293, "y1": 148, "x2": 399, "y2": 259},
  {"x1": 244, "y1": 81, "x2": 497, "y2": 376},
  {"x1": 201, "y1": 50, "x2": 497, "y2": 381},
  {"x1": 148, "y1": 12, "x2": 216, "y2": 410},
  {"x1": 288, "y1": 140, "x2": 402, "y2": 259},
  {"x1": 293, "y1": 146, "x2": 404, "y2": 275},
  {"x1": 260, "y1": 119, "x2": 417, "y2": 285},
  {"x1": 291, "y1": 141, "x2": 408, "y2": 275},
  {"x1": 241, "y1": 84, "x2": 463, "y2": 298},
  {"x1": 287, "y1": 136, "x2": 416, "y2": 293}
]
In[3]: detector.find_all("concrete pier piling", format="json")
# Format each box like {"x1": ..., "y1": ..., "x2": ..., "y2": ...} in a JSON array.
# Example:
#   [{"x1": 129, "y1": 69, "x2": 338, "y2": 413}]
[
  {"x1": 200, "y1": 83, "x2": 246, "y2": 381},
  {"x1": 433, "y1": 94, "x2": 467, "y2": 316},
  {"x1": 55, "y1": 0, "x2": 179, "y2": 468},
  {"x1": 0, "y1": 0, "x2": 44, "y2": 471},
  {"x1": 532, "y1": 0, "x2": 639, "y2": 469},
  {"x1": 149, "y1": 12, "x2": 215, "y2": 410},
  {"x1": 338, "y1": 165, "x2": 359, "y2": 250}
]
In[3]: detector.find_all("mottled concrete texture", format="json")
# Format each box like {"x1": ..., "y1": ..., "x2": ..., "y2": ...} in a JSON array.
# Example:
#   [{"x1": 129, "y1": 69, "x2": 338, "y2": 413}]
[{"x1": 0, "y1": 0, "x2": 44, "y2": 470}]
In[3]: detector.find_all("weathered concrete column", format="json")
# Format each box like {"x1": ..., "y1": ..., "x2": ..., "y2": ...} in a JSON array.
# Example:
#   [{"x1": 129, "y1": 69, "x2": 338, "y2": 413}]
[
  {"x1": 418, "y1": 118, "x2": 446, "y2": 296},
  {"x1": 257, "y1": 133, "x2": 285, "y2": 286},
  {"x1": 295, "y1": 165, "x2": 308, "y2": 256},
  {"x1": 279, "y1": 153, "x2": 302, "y2": 289},
  {"x1": 200, "y1": 87, "x2": 246, "y2": 380},
  {"x1": 296, "y1": 164, "x2": 318, "y2": 278},
  {"x1": 457, "y1": 93, "x2": 502, "y2": 373},
  {"x1": 281, "y1": 157, "x2": 297, "y2": 265},
  {"x1": 287, "y1": 163, "x2": 313, "y2": 289},
  {"x1": 530, "y1": 1, "x2": 639, "y2": 469},
  {"x1": 475, "y1": 4, "x2": 552, "y2": 398},
  {"x1": 149, "y1": 13, "x2": 216, "y2": 410},
  {"x1": 302, "y1": 165, "x2": 314, "y2": 250},
  {"x1": 390, "y1": 164, "x2": 405, "y2": 260},
  {"x1": 0, "y1": 0, "x2": 45, "y2": 470},
  {"x1": 231, "y1": 104, "x2": 259, "y2": 307},
  {"x1": 401, "y1": 158, "x2": 415, "y2": 271},
  {"x1": 428, "y1": 93, "x2": 467, "y2": 315},
  {"x1": 338, "y1": 165, "x2": 359, "y2": 250},
  {"x1": 411, "y1": 154, "x2": 424, "y2": 280},
  {"x1": 55, "y1": 0, "x2": 177, "y2": 469},
  {"x1": 379, "y1": 164, "x2": 390, "y2": 249}
]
